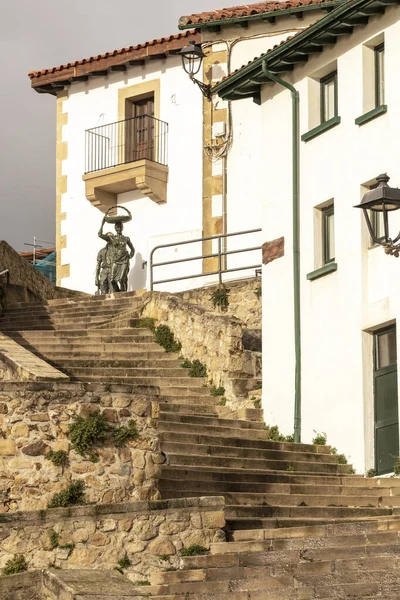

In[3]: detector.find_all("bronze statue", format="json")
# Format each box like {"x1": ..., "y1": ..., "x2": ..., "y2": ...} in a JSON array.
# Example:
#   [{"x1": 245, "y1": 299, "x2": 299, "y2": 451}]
[
  {"x1": 95, "y1": 243, "x2": 111, "y2": 294},
  {"x1": 98, "y1": 206, "x2": 135, "y2": 293}
]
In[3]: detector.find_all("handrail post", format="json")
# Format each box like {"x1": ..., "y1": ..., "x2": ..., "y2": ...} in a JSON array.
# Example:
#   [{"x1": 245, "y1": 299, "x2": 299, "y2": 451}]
[{"x1": 218, "y1": 236, "x2": 222, "y2": 286}]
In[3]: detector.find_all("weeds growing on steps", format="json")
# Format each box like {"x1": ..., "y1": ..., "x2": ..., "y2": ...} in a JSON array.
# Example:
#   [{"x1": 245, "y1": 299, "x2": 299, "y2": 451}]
[
  {"x1": 181, "y1": 359, "x2": 207, "y2": 378},
  {"x1": 3, "y1": 555, "x2": 27, "y2": 576},
  {"x1": 180, "y1": 544, "x2": 208, "y2": 556},
  {"x1": 47, "y1": 481, "x2": 86, "y2": 508},
  {"x1": 154, "y1": 325, "x2": 182, "y2": 353}
]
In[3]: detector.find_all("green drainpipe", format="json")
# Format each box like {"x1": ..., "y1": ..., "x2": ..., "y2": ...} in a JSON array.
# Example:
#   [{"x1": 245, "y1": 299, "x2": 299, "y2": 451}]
[{"x1": 261, "y1": 61, "x2": 301, "y2": 443}]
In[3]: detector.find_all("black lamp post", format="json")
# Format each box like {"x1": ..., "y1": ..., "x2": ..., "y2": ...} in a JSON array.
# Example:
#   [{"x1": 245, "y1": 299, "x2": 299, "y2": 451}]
[
  {"x1": 354, "y1": 174, "x2": 400, "y2": 257},
  {"x1": 180, "y1": 40, "x2": 212, "y2": 102}
]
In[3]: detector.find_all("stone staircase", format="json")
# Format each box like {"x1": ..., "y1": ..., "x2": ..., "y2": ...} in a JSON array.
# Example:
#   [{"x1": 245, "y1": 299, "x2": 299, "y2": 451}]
[{"x1": 2, "y1": 291, "x2": 400, "y2": 598}]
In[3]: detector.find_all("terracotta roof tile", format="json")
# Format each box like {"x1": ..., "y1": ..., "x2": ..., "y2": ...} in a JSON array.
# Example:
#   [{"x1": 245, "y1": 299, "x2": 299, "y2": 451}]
[
  {"x1": 28, "y1": 30, "x2": 199, "y2": 82},
  {"x1": 180, "y1": 0, "x2": 340, "y2": 27}
]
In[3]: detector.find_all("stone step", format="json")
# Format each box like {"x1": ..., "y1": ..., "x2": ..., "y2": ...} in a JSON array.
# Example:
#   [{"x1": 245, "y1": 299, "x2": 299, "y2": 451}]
[
  {"x1": 229, "y1": 517, "x2": 400, "y2": 542},
  {"x1": 58, "y1": 367, "x2": 198, "y2": 379},
  {"x1": 159, "y1": 403, "x2": 219, "y2": 414},
  {"x1": 160, "y1": 437, "x2": 339, "y2": 463},
  {"x1": 152, "y1": 550, "x2": 400, "y2": 586},
  {"x1": 213, "y1": 532, "x2": 400, "y2": 556},
  {"x1": 12, "y1": 328, "x2": 155, "y2": 338},
  {"x1": 163, "y1": 445, "x2": 353, "y2": 473},
  {"x1": 158, "y1": 477, "x2": 400, "y2": 498},
  {"x1": 159, "y1": 430, "x2": 331, "y2": 455},
  {"x1": 157, "y1": 420, "x2": 270, "y2": 439},
  {"x1": 2, "y1": 301, "x2": 141, "y2": 317},
  {"x1": 226, "y1": 515, "x2": 395, "y2": 531},
  {"x1": 158, "y1": 413, "x2": 266, "y2": 430},
  {"x1": 159, "y1": 465, "x2": 361, "y2": 484},
  {"x1": 158, "y1": 488, "x2": 399, "y2": 508},
  {"x1": 7, "y1": 291, "x2": 138, "y2": 309},
  {"x1": 32, "y1": 351, "x2": 173, "y2": 360},
  {"x1": 56, "y1": 358, "x2": 183, "y2": 369},
  {"x1": 225, "y1": 504, "x2": 396, "y2": 521},
  {"x1": 0, "y1": 309, "x2": 126, "y2": 323},
  {"x1": 13, "y1": 342, "x2": 164, "y2": 354}
]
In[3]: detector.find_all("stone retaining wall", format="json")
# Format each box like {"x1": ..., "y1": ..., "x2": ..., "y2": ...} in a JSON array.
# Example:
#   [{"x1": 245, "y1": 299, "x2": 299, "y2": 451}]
[
  {"x1": 0, "y1": 497, "x2": 225, "y2": 581},
  {"x1": 142, "y1": 294, "x2": 245, "y2": 398},
  {"x1": 0, "y1": 382, "x2": 162, "y2": 513},
  {"x1": 0, "y1": 241, "x2": 85, "y2": 308},
  {"x1": 176, "y1": 277, "x2": 262, "y2": 330}
]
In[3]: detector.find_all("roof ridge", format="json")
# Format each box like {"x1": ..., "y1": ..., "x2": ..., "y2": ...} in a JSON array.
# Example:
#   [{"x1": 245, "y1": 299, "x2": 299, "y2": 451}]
[{"x1": 179, "y1": 0, "x2": 344, "y2": 28}]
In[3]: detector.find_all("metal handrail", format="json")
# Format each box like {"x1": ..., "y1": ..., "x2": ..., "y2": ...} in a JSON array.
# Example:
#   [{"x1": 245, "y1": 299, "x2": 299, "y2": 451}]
[{"x1": 150, "y1": 228, "x2": 262, "y2": 290}]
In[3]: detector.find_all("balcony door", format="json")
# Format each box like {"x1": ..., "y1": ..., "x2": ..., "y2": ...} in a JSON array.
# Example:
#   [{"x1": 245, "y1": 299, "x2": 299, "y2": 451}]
[
  {"x1": 374, "y1": 325, "x2": 399, "y2": 474},
  {"x1": 126, "y1": 96, "x2": 155, "y2": 163}
]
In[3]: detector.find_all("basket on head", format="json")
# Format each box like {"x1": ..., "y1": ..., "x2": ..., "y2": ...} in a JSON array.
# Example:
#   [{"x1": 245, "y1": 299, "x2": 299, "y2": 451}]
[{"x1": 104, "y1": 205, "x2": 132, "y2": 225}]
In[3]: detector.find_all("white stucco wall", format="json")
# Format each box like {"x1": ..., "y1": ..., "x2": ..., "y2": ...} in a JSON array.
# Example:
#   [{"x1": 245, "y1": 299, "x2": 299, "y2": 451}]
[
  {"x1": 259, "y1": 5, "x2": 400, "y2": 473},
  {"x1": 60, "y1": 56, "x2": 203, "y2": 293},
  {"x1": 203, "y1": 11, "x2": 329, "y2": 280}
]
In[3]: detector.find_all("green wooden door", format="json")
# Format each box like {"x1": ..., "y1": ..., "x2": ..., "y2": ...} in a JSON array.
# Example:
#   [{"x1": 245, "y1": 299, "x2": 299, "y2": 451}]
[{"x1": 374, "y1": 326, "x2": 399, "y2": 475}]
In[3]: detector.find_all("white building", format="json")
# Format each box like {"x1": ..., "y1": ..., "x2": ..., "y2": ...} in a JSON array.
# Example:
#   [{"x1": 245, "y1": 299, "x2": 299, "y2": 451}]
[
  {"x1": 215, "y1": 0, "x2": 400, "y2": 474},
  {"x1": 29, "y1": 0, "x2": 334, "y2": 293}
]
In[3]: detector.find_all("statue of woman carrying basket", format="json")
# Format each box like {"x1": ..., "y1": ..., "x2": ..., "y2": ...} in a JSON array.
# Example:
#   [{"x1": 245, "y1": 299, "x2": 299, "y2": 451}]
[{"x1": 98, "y1": 206, "x2": 135, "y2": 292}]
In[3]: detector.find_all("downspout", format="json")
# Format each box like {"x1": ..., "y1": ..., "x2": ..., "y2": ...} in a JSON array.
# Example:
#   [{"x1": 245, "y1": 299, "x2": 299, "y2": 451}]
[{"x1": 261, "y1": 61, "x2": 301, "y2": 443}]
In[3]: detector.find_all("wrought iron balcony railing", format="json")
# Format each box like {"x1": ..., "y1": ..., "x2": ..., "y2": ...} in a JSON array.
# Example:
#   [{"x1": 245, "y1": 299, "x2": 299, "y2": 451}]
[{"x1": 85, "y1": 115, "x2": 168, "y2": 174}]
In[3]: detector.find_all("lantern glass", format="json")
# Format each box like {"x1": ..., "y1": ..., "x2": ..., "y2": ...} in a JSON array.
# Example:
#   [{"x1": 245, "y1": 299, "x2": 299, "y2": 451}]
[
  {"x1": 180, "y1": 42, "x2": 205, "y2": 77},
  {"x1": 354, "y1": 174, "x2": 400, "y2": 246}
]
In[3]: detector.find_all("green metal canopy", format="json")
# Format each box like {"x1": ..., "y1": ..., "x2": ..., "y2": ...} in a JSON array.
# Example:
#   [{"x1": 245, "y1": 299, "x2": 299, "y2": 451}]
[{"x1": 212, "y1": 0, "x2": 399, "y2": 103}]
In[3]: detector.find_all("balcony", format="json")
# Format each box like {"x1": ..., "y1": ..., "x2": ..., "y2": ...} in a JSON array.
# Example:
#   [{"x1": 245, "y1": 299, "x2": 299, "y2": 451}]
[{"x1": 82, "y1": 115, "x2": 169, "y2": 212}]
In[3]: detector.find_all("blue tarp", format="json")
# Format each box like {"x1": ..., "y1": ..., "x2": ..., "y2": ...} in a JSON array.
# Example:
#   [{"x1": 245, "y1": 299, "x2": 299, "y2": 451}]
[{"x1": 34, "y1": 251, "x2": 56, "y2": 284}]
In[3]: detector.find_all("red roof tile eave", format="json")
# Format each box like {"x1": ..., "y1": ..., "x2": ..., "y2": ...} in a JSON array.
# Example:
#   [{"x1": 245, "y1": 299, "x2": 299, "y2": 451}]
[
  {"x1": 179, "y1": 0, "x2": 342, "y2": 27},
  {"x1": 29, "y1": 29, "x2": 200, "y2": 89}
]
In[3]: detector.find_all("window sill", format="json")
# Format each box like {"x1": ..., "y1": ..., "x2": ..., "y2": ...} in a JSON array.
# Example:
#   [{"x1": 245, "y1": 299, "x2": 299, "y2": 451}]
[
  {"x1": 355, "y1": 105, "x2": 387, "y2": 126},
  {"x1": 301, "y1": 116, "x2": 341, "y2": 142},
  {"x1": 306, "y1": 262, "x2": 337, "y2": 281}
]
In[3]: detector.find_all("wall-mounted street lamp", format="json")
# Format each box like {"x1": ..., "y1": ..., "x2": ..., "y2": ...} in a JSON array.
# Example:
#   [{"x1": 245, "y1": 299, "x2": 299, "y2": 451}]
[
  {"x1": 354, "y1": 174, "x2": 400, "y2": 257},
  {"x1": 180, "y1": 41, "x2": 212, "y2": 102}
]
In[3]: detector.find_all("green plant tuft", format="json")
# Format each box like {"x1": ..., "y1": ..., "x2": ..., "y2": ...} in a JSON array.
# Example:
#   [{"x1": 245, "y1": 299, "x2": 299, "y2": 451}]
[
  {"x1": 117, "y1": 553, "x2": 131, "y2": 570},
  {"x1": 188, "y1": 360, "x2": 207, "y2": 378},
  {"x1": 180, "y1": 545, "x2": 208, "y2": 556},
  {"x1": 134, "y1": 318, "x2": 155, "y2": 331},
  {"x1": 136, "y1": 580, "x2": 151, "y2": 586},
  {"x1": 337, "y1": 454, "x2": 348, "y2": 465},
  {"x1": 330, "y1": 447, "x2": 338, "y2": 455},
  {"x1": 393, "y1": 456, "x2": 400, "y2": 475},
  {"x1": 312, "y1": 431, "x2": 327, "y2": 446},
  {"x1": 46, "y1": 450, "x2": 69, "y2": 470},
  {"x1": 366, "y1": 468, "x2": 377, "y2": 478},
  {"x1": 287, "y1": 465, "x2": 295, "y2": 472},
  {"x1": 218, "y1": 397, "x2": 227, "y2": 407},
  {"x1": 253, "y1": 399, "x2": 261, "y2": 409},
  {"x1": 158, "y1": 554, "x2": 170, "y2": 561},
  {"x1": 266, "y1": 425, "x2": 293, "y2": 443},
  {"x1": 3, "y1": 555, "x2": 27, "y2": 576},
  {"x1": 69, "y1": 412, "x2": 109, "y2": 460},
  {"x1": 48, "y1": 481, "x2": 85, "y2": 509},
  {"x1": 181, "y1": 359, "x2": 192, "y2": 369},
  {"x1": 154, "y1": 325, "x2": 182, "y2": 353},
  {"x1": 254, "y1": 286, "x2": 262, "y2": 299},
  {"x1": 113, "y1": 420, "x2": 138, "y2": 448},
  {"x1": 211, "y1": 386, "x2": 225, "y2": 397},
  {"x1": 211, "y1": 287, "x2": 229, "y2": 310}
]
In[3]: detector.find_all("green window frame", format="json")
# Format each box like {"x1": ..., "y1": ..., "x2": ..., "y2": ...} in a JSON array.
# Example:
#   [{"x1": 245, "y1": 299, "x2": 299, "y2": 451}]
[
  {"x1": 374, "y1": 43, "x2": 385, "y2": 107},
  {"x1": 320, "y1": 71, "x2": 338, "y2": 124},
  {"x1": 323, "y1": 205, "x2": 335, "y2": 264}
]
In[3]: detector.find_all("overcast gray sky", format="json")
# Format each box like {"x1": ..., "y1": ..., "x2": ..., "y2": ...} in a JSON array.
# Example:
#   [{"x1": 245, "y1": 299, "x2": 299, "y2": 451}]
[{"x1": 0, "y1": 0, "x2": 229, "y2": 251}]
